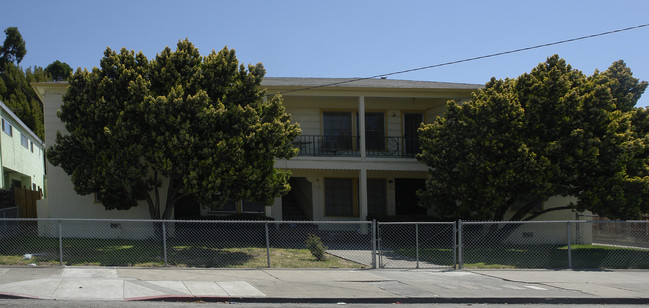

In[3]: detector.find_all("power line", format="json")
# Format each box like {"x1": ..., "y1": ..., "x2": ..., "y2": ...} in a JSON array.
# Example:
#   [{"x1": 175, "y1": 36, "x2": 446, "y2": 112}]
[{"x1": 277, "y1": 23, "x2": 649, "y2": 95}]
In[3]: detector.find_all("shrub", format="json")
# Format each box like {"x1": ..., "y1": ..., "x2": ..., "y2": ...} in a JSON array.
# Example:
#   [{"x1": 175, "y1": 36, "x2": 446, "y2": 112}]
[{"x1": 305, "y1": 234, "x2": 327, "y2": 261}]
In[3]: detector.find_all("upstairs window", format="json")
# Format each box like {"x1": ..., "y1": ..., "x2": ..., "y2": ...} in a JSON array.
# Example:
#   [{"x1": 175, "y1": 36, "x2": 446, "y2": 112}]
[
  {"x1": 30, "y1": 141, "x2": 34, "y2": 152},
  {"x1": 20, "y1": 133, "x2": 28, "y2": 148},
  {"x1": 323, "y1": 111, "x2": 353, "y2": 150},
  {"x1": 1, "y1": 118, "x2": 12, "y2": 136},
  {"x1": 358, "y1": 112, "x2": 385, "y2": 151}
]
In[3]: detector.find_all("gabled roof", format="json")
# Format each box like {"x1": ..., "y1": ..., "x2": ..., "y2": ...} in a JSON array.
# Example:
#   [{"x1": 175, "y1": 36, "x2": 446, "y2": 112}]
[{"x1": 261, "y1": 77, "x2": 483, "y2": 90}]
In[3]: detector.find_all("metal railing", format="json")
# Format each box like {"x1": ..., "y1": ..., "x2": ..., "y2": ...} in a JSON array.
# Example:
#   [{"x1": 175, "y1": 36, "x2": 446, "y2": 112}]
[
  {"x1": 1, "y1": 218, "x2": 648, "y2": 269},
  {"x1": 293, "y1": 135, "x2": 420, "y2": 158},
  {"x1": 366, "y1": 136, "x2": 420, "y2": 158},
  {"x1": 293, "y1": 135, "x2": 360, "y2": 157}
]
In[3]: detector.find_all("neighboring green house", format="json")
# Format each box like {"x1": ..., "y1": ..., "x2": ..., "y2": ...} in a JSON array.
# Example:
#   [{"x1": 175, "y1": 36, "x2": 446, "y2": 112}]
[{"x1": 0, "y1": 100, "x2": 45, "y2": 193}]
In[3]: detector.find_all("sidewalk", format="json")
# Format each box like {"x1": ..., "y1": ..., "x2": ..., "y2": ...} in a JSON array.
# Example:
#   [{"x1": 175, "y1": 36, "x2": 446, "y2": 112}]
[{"x1": 0, "y1": 266, "x2": 648, "y2": 304}]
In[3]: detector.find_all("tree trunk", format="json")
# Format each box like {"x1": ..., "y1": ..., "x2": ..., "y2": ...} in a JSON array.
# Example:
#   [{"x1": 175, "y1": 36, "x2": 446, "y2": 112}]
[{"x1": 484, "y1": 198, "x2": 572, "y2": 244}]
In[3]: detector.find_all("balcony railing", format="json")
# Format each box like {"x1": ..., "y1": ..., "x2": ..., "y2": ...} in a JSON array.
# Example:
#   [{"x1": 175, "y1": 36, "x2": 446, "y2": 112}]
[{"x1": 293, "y1": 135, "x2": 419, "y2": 158}]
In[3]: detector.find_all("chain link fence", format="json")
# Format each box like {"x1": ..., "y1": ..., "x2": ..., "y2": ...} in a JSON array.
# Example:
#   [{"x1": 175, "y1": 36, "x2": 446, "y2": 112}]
[
  {"x1": 459, "y1": 220, "x2": 572, "y2": 269},
  {"x1": 377, "y1": 222, "x2": 455, "y2": 269},
  {"x1": 0, "y1": 218, "x2": 375, "y2": 269},
  {"x1": 459, "y1": 220, "x2": 649, "y2": 269},
  {"x1": 0, "y1": 218, "x2": 648, "y2": 269}
]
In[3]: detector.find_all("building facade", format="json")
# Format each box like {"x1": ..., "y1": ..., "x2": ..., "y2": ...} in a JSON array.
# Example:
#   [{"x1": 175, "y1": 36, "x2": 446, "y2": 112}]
[
  {"x1": 33, "y1": 78, "x2": 482, "y2": 221},
  {"x1": 260, "y1": 78, "x2": 481, "y2": 221},
  {"x1": 0, "y1": 100, "x2": 45, "y2": 193}
]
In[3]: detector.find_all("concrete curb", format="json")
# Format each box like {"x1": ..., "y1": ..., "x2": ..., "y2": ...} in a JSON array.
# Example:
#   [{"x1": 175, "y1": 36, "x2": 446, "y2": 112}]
[
  {"x1": 133, "y1": 296, "x2": 649, "y2": 305},
  {"x1": 0, "y1": 292, "x2": 39, "y2": 300}
]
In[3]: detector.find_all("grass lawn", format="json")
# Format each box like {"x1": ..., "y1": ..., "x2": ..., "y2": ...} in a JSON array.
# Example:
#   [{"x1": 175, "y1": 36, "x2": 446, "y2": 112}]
[
  {"x1": 5, "y1": 235, "x2": 648, "y2": 269},
  {"x1": 392, "y1": 244, "x2": 649, "y2": 269},
  {"x1": 390, "y1": 246, "x2": 455, "y2": 267},
  {"x1": 0, "y1": 235, "x2": 365, "y2": 268},
  {"x1": 463, "y1": 244, "x2": 649, "y2": 269}
]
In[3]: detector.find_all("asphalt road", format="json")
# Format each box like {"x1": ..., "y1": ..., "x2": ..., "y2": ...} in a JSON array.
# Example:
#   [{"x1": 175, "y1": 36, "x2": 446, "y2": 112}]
[{"x1": 1, "y1": 300, "x2": 649, "y2": 308}]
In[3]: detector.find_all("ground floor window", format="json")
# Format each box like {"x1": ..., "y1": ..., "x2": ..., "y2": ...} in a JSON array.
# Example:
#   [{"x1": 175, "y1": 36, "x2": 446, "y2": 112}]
[
  {"x1": 242, "y1": 200, "x2": 265, "y2": 213},
  {"x1": 324, "y1": 178, "x2": 357, "y2": 217},
  {"x1": 367, "y1": 178, "x2": 386, "y2": 216},
  {"x1": 209, "y1": 199, "x2": 265, "y2": 213}
]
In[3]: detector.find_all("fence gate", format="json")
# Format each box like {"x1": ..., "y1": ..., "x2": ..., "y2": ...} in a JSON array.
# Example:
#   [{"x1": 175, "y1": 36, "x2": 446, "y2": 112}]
[{"x1": 377, "y1": 222, "x2": 456, "y2": 269}]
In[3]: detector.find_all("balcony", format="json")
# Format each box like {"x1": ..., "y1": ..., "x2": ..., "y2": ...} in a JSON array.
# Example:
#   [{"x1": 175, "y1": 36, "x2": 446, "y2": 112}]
[{"x1": 293, "y1": 135, "x2": 420, "y2": 158}]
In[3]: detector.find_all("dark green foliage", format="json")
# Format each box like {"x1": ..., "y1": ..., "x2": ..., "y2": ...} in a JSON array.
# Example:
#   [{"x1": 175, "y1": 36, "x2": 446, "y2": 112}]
[
  {"x1": 47, "y1": 40, "x2": 301, "y2": 219},
  {"x1": 0, "y1": 27, "x2": 26, "y2": 65},
  {"x1": 0, "y1": 62, "x2": 47, "y2": 139},
  {"x1": 418, "y1": 55, "x2": 649, "y2": 221},
  {"x1": 0, "y1": 27, "x2": 50, "y2": 139},
  {"x1": 44, "y1": 60, "x2": 72, "y2": 81},
  {"x1": 305, "y1": 233, "x2": 327, "y2": 261}
]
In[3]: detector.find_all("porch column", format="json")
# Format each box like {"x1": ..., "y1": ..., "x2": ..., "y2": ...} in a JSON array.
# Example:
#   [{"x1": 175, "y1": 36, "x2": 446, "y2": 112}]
[
  {"x1": 359, "y1": 168, "x2": 368, "y2": 221},
  {"x1": 358, "y1": 96, "x2": 366, "y2": 158}
]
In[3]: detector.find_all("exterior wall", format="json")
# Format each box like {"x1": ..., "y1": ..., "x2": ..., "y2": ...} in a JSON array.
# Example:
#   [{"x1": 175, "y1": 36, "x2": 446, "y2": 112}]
[
  {"x1": 36, "y1": 219, "x2": 162, "y2": 240},
  {"x1": 0, "y1": 104, "x2": 45, "y2": 192},
  {"x1": 282, "y1": 95, "x2": 448, "y2": 138},
  {"x1": 504, "y1": 196, "x2": 593, "y2": 244}
]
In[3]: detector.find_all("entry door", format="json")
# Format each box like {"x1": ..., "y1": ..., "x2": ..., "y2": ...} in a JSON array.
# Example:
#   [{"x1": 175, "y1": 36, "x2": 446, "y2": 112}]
[
  {"x1": 394, "y1": 178, "x2": 427, "y2": 216},
  {"x1": 403, "y1": 113, "x2": 423, "y2": 157}
]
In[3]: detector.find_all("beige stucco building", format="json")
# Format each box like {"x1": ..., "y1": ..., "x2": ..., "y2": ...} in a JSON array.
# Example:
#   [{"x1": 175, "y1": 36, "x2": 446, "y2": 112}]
[
  {"x1": 32, "y1": 78, "x2": 588, "y2": 244},
  {"x1": 262, "y1": 78, "x2": 482, "y2": 222},
  {"x1": 33, "y1": 78, "x2": 483, "y2": 222}
]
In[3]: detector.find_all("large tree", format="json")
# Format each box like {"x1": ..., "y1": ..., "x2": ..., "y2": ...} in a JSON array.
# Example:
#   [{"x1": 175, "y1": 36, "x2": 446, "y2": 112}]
[
  {"x1": 0, "y1": 27, "x2": 26, "y2": 66},
  {"x1": 47, "y1": 40, "x2": 300, "y2": 219},
  {"x1": 44, "y1": 60, "x2": 72, "y2": 81},
  {"x1": 0, "y1": 27, "x2": 71, "y2": 140},
  {"x1": 418, "y1": 55, "x2": 649, "y2": 222}
]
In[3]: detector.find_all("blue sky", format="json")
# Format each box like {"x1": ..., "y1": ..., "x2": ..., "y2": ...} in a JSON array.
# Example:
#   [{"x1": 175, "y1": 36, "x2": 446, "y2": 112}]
[{"x1": 4, "y1": 0, "x2": 649, "y2": 106}]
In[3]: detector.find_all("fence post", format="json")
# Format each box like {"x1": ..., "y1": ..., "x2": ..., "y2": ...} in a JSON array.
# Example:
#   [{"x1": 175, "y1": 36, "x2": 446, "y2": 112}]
[
  {"x1": 415, "y1": 223, "x2": 420, "y2": 269},
  {"x1": 371, "y1": 220, "x2": 377, "y2": 269},
  {"x1": 265, "y1": 221, "x2": 271, "y2": 268},
  {"x1": 567, "y1": 220, "x2": 572, "y2": 269},
  {"x1": 452, "y1": 222, "x2": 457, "y2": 269},
  {"x1": 162, "y1": 221, "x2": 168, "y2": 267},
  {"x1": 458, "y1": 220, "x2": 463, "y2": 269},
  {"x1": 58, "y1": 220, "x2": 63, "y2": 266},
  {"x1": 377, "y1": 221, "x2": 382, "y2": 268}
]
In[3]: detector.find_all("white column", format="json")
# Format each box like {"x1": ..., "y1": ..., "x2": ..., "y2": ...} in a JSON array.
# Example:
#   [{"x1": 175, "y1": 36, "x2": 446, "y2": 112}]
[
  {"x1": 358, "y1": 96, "x2": 366, "y2": 158},
  {"x1": 359, "y1": 168, "x2": 368, "y2": 221},
  {"x1": 270, "y1": 197, "x2": 282, "y2": 221}
]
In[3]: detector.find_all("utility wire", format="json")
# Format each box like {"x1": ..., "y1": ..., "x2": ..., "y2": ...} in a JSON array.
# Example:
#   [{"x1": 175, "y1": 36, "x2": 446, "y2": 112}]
[{"x1": 277, "y1": 23, "x2": 649, "y2": 95}]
